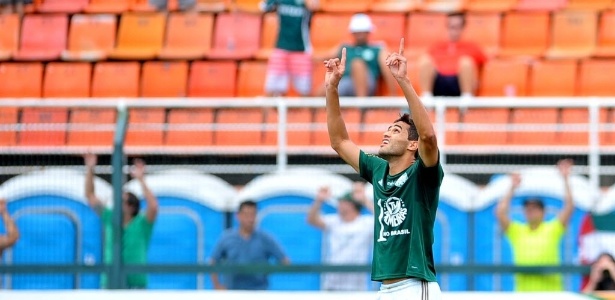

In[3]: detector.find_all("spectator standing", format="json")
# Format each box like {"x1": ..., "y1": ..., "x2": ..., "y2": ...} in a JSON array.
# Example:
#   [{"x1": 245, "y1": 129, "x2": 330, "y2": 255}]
[
  {"x1": 495, "y1": 159, "x2": 575, "y2": 291},
  {"x1": 84, "y1": 153, "x2": 159, "y2": 289},
  {"x1": 261, "y1": 0, "x2": 318, "y2": 97},
  {"x1": 210, "y1": 200, "x2": 290, "y2": 290},
  {"x1": 307, "y1": 182, "x2": 374, "y2": 291}
]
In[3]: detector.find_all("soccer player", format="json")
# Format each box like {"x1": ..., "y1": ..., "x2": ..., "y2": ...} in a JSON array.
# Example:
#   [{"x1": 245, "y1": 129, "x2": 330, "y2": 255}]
[{"x1": 324, "y1": 38, "x2": 444, "y2": 299}]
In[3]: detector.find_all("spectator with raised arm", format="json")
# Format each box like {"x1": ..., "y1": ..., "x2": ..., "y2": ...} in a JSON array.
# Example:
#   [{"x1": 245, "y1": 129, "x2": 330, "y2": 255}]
[
  {"x1": 583, "y1": 253, "x2": 615, "y2": 293},
  {"x1": 84, "y1": 153, "x2": 159, "y2": 289},
  {"x1": 209, "y1": 200, "x2": 290, "y2": 290},
  {"x1": 495, "y1": 159, "x2": 575, "y2": 291},
  {"x1": 0, "y1": 201, "x2": 19, "y2": 257},
  {"x1": 307, "y1": 182, "x2": 374, "y2": 291}
]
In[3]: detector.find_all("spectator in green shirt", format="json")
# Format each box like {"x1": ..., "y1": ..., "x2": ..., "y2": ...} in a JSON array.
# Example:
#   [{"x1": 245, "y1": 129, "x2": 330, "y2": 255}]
[
  {"x1": 83, "y1": 153, "x2": 159, "y2": 289},
  {"x1": 495, "y1": 159, "x2": 575, "y2": 291}
]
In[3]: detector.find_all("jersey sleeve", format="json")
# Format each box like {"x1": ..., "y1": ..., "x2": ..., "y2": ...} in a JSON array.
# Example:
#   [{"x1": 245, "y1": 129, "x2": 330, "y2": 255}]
[
  {"x1": 505, "y1": 221, "x2": 523, "y2": 241},
  {"x1": 547, "y1": 219, "x2": 566, "y2": 239},
  {"x1": 417, "y1": 153, "x2": 444, "y2": 188},
  {"x1": 262, "y1": 232, "x2": 287, "y2": 261},
  {"x1": 210, "y1": 232, "x2": 228, "y2": 262},
  {"x1": 259, "y1": 0, "x2": 277, "y2": 12},
  {"x1": 321, "y1": 214, "x2": 338, "y2": 231},
  {"x1": 359, "y1": 150, "x2": 385, "y2": 183}
]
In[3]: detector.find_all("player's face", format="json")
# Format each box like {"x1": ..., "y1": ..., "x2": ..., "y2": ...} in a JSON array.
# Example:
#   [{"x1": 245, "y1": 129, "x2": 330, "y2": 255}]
[
  {"x1": 447, "y1": 16, "x2": 464, "y2": 42},
  {"x1": 523, "y1": 203, "x2": 544, "y2": 224},
  {"x1": 338, "y1": 201, "x2": 358, "y2": 222},
  {"x1": 352, "y1": 32, "x2": 370, "y2": 45},
  {"x1": 378, "y1": 121, "x2": 416, "y2": 158},
  {"x1": 237, "y1": 206, "x2": 257, "y2": 232}
]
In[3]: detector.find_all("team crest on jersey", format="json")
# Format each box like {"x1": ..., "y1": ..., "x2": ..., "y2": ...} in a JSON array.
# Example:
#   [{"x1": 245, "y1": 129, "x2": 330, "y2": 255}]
[{"x1": 382, "y1": 197, "x2": 407, "y2": 227}]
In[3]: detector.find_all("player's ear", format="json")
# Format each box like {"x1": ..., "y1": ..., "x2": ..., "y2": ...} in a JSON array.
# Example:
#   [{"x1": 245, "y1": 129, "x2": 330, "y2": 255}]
[{"x1": 407, "y1": 140, "x2": 418, "y2": 152}]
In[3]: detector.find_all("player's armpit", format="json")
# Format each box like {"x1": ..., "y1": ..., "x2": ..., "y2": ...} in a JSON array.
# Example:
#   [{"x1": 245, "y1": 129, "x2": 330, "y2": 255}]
[{"x1": 333, "y1": 139, "x2": 361, "y2": 173}]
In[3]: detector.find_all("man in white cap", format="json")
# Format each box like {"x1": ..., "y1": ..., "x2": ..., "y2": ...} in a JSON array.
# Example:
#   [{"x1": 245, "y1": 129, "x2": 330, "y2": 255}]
[{"x1": 317, "y1": 13, "x2": 397, "y2": 97}]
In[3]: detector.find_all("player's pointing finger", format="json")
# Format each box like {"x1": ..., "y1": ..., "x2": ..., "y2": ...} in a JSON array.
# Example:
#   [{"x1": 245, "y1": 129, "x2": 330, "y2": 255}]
[{"x1": 399, "y1": 38, "x2": 405, "y2": 56}]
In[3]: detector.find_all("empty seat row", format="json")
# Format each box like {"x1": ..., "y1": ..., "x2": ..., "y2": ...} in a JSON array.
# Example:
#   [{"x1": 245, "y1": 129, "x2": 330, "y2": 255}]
[
  {"x1": 24, "y1": 0, "x2": 615, "y2": 13},
  {"x1": 1, "y1": 107, "x2": 614, "y2": 147},
  {"x1": 2, "y1": 10, "x2": 615, "y2": 63},
  {"x1": 0, "y1": 58, "x2": 613, "y2": 99}
]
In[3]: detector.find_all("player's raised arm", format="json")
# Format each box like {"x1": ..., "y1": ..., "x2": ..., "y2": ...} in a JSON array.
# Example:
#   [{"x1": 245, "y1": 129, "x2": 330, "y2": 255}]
[
  {"x1": 386, "y1": 39, "x2": 438, "y2": 167},
  {"x1": 325, "y1": 48, "x2": 361, "y2": 172}
]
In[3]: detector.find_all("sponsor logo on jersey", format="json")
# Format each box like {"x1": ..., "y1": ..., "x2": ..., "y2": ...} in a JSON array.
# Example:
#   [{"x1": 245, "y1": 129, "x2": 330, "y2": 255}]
[{"x1": 376, "y1": 197, "x2": 409, "y2": 242}]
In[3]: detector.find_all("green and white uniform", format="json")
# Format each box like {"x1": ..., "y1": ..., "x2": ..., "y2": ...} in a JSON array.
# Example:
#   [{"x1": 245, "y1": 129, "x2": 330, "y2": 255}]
[{"x1": 359, "y1": 150, "x2": 443, "y2": 299}]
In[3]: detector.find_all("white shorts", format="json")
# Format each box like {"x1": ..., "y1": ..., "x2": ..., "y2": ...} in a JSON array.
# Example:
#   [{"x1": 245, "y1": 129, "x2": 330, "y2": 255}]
[{"x1": 377, "y1": 278, "x2": 441, "y2": 300}]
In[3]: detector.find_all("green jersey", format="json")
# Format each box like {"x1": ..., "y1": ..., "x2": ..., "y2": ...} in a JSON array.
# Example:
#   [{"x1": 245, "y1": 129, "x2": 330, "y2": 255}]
[
  {"x1": 103, "y1": 208, "x2": 154, "y2": 288},
  {"x1": 359, "y1": 151, "x2": 443, "y2": 282},
  {"x1": 262, "y1": 0, "x2": 311, "y2": 52},
  {"x1": 340, "y1": 43, "x2": 382, "y2": 80}
]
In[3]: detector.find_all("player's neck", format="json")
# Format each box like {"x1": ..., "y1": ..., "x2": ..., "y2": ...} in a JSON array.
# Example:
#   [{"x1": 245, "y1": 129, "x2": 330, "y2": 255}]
[{"x1": 387, "y1": 156, "x2": 415, "y2": 176}]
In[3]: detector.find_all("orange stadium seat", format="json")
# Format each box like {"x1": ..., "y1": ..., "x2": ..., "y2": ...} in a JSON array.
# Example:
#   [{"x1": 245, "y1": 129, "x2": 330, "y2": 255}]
[
  {"x1": 67, "y1": 109, "x2": 116, "y2": 146},
  {"x1": 546, "y1": 11, "x2": 597, "y2": 59},
  {"x1": 510, "y1": 108, "x2": 558, "y2": 145},
  {"x1": 499, "y1": 12, "x2": 550, "y2": 57},
  {"x1": 0, "y1": 63, "x2": 43, "y2": 97},
  {"x1": 456, "y1": 108, "x2": 509, "y2": 145},
  {"x1": 0, "y1": 108, "x2": 18, "y2": 146},
  {"x1": 141, "y1": 61, "x2": 188, "y2": 97},
  {"x1": 159, "y1": 13, "x2": 214, "y2": 60},
  {"x1": 19, "y1": 108, "x2": 68, "y2": 146},
  {"x1": 188, "y1": 61, "x2": 238, "y2": 97},
  {"x1": 165, "y1": 109, "x2": 214, "y2": 146},
  {"x1": 313, "y1": 108, "x2": 361, "y2": 145},
  {"x1": 196, "y1": 0, "x2": 228, "y2": 12},
  {"x1": 108, "y1": 13, "x2": 166, "y2": 60},
  {"x1": 566, "y1": 0, "x2": 613, "y2": 10},
  {"x1": 85, "y1": 0, "x2": 131, "y2": 13},
  {"x1": 37, "y1": 0, "x2": 88, "y2": 13},
  {"x1": 515, "y1": 0, "x2": 567, "y2": 11},
  {"x1": 91, "y1": 62, "x2": 140, "y2": 97},
  {"x1": 556, "y1": 108, "x2": 607, "y2": 145},
  {"x1": 464, "y1": 0, "x2": 517, "y2": 12},
  {"x1": 578, "y1": 59, "x2": 615, "y2": 96},
  {"x1": 594, "y1": 11, "x2": 615, "y2": 57},
  {"x1": 208, "y1": 12, "x2": 261, "y2": 59},
  {"x1": 420, "y1": 0, "x2": 463, "y2": 12},
  {"x1": 529, "y1": 60, "x2": 577, "y2": 96},
  {"x1": 215, "y1": 108, "x2": 265, "y2": 145},
  {"x1": 125, "y1": 109, "x2": 166, "y2": 146},
  {"x1": 478, "y1": 59, "x2": 529, "y2": 96},
  {"x1": 130, "y1": 0, "x2": 157, "y2": 11},
  {"x1": 263, "y1": 108, "x2": 314, "y2": 146},
  {"x1": 461, "y1": 13, "x2": 501, "y2": 57},
  {"x1": 320, "y1": 0, "x2": 372, "y2": 12},
  {"x1": 602, "y1": 108, "x2": 615, "y2": 145},
  {"x1": 237, "y1": 61, "x2": 267, "y2": 97},
  {"x1": 62, "y1": 14, "x2": 116, "y2": 61},
  {"x1": 13, "y1": 14, "x2": 68, "y2": 61},
  {"x1": 256, "y1": 12, "x2": 278, "y2": 60},
  {"x1": 369, "y1": 13, "x2": 406, "y2": 50},
  {"x1": 405, "y1": 13, "x2": 447, "y2": 58},
  {"x1": 370, "y1": 0, "x2": 419, "y2": 12},
  {"x1": 232, "y1": 0, "x2": 260, "y2": 12},
  {"x1": 43, "y1": 62, "x2": 92, "y2": 98},
  {"x1": 0, "y1": 14, "x2": 19, "y2": 61},
  {"x1": 310, "y1": 13, "x2": 352, "y2": 58}
]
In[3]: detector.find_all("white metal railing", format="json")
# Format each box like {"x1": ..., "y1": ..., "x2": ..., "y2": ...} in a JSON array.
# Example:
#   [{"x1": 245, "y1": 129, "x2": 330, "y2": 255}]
[{"x1": 0, "y1": 96, "x2": 614, "y2": 190}]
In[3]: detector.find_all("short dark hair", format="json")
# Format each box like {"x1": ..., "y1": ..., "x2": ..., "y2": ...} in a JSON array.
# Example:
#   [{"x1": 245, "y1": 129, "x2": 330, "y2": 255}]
[
  {"x1": 238, "y1": 200, "x2": 257, "y2": 212},
  {"x1": 394, "y1": 113, "x2": 419, "y2": 141},
  {"x1": 124, "y1": 192, "x2": 140, "y2": 217},
  {"x1": 522, "y1": 198, "x2": 545, "y2": 210},
  {"x1": 447, "y1": 12, "x2": 466, "y2": 27}
]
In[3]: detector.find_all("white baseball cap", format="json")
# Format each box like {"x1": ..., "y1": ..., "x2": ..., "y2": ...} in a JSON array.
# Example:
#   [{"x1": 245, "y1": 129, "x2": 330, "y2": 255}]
[{"x1": 348, "y1": 13, "x2": 374, "y2": 33}]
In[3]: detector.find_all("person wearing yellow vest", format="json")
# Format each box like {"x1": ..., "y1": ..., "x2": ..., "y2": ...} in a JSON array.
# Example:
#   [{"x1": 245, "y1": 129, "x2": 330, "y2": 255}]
[{"x1": 496, "y1": 159, "x2": 575, "y2": 291}]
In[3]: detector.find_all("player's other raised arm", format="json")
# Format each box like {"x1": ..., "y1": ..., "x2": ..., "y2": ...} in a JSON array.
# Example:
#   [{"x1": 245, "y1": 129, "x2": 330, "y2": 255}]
[
  {"x1": 386, "y1": 39, "x2": 438, "y2": 167},
  {"x1": 325, "y1": 48, "x2": 361, "y2": 173}
]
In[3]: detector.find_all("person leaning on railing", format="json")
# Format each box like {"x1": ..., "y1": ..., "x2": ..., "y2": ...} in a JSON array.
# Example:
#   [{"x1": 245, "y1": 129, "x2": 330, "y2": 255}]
[{"x1": 495, "y1": 159, "x2": 575, "y2": 292}]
